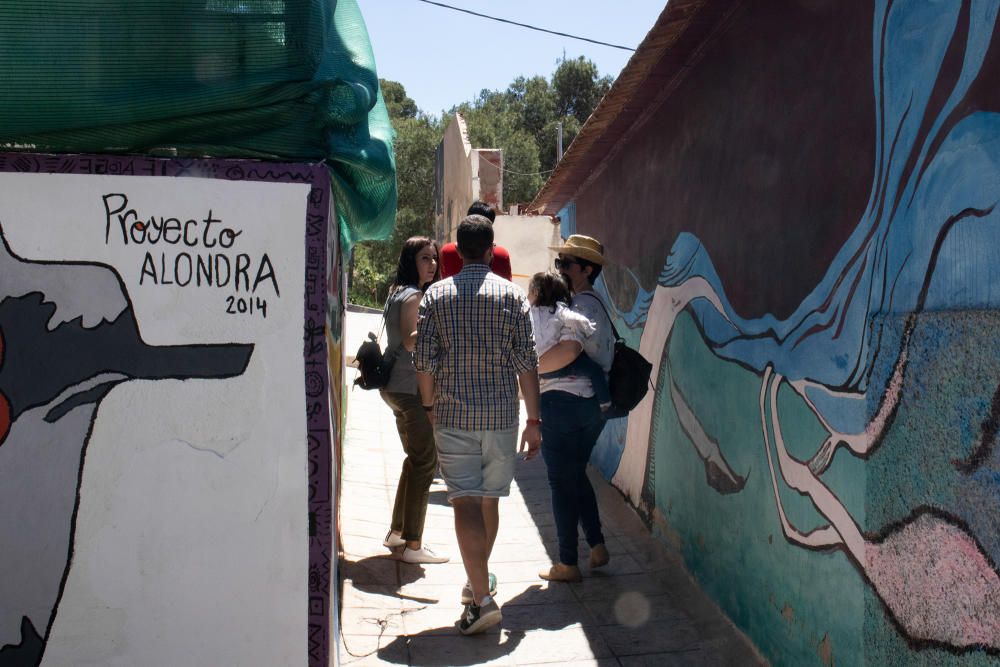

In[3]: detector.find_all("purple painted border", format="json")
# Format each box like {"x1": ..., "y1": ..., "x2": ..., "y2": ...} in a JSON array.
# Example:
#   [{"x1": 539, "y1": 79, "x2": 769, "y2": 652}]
[{"x1": 0, "y1": 152, "x2": 335, "y2": 667}]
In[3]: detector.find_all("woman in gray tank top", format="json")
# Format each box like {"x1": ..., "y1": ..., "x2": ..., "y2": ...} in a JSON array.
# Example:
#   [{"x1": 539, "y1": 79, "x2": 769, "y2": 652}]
[{"x1": 379, "y1": 237, "x2": 449, "y2": 564}]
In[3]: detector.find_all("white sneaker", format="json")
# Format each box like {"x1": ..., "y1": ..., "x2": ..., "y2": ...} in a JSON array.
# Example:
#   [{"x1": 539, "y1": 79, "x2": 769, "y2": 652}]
[
  {"x1": 383, "y1": 531, "x2": 405, "y2": 550},
  {"x1": 401, "y1": 545, "x2": 450, "y2": 564}
]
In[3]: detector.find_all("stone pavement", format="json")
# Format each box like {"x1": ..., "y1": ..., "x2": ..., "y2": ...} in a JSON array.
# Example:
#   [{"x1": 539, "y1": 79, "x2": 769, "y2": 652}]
[{"x1": 337, "y1": 359, "x2": 764, "y2": 665}]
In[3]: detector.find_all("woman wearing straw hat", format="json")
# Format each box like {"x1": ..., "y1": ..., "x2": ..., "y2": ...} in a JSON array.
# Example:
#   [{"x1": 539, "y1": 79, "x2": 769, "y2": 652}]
[{"x1": 536, "y1": 234, "x2": 615, "y2": 582}]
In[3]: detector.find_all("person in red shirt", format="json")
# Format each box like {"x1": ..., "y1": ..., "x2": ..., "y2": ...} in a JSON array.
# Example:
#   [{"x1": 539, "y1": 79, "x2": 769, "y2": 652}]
[{"x1": 439, "y1": 201, "x2": 513, "y2": 281}]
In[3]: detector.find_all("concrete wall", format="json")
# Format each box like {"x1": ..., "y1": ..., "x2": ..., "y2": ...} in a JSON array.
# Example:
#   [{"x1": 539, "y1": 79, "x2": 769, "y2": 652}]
[
  {"x1": 435, "y1": 113, "x2": 503, "y2": 243},
  {"x1": 436, "y1": 114, "x2": 475, "y2": 243},
  {"x1": 476, "y1": 149, "x2": 503, "y2": 217},
  {"x1": 492, "y1": 214, "x2": 562, "y2": 294},
  {"x1": 0, "y1": 154, "x2": 340, "y2": 666},
  {"x1": 564, "y1": 1, "x2": 1000, "y2": 664}
]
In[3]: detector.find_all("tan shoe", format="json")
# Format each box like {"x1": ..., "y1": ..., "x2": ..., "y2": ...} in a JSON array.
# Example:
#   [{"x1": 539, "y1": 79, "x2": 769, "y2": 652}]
[
  {"x1": 539, "y1": 563, "x2": 582, "y2": 583},
  {"x1": 589, "y1": 543, "x2": 610, "y2": 568}
]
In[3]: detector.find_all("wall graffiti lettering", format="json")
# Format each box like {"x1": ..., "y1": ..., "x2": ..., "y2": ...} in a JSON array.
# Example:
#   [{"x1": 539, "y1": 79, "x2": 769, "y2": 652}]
[
  {"x1": 101, "y1": 192, "x2": 280, "y2": 318},
  {"x1": 0, "y1": 154, "x2": 336, "y2": 666}
]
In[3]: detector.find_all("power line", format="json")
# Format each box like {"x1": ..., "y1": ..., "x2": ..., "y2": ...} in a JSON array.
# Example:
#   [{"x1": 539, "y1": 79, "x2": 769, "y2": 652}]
[{"x1": 413, "y1": 0, "x2": 636, "y2": 52}]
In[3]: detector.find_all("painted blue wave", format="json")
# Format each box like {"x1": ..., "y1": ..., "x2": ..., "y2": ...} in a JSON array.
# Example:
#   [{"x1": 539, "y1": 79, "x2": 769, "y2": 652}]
[{"x1": 620, "y1": 0, "x2": 1000, "y2": 394}]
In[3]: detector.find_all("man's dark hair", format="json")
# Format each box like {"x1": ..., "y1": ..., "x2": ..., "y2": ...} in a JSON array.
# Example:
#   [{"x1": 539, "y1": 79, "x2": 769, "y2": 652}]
[
  {"x1": 457, "y1": 214, "x2": 494, "y2": 261},
  {"x1": 577, "y1": 257, "x2": 603, "y2": 285},
  {"x1": 467, "y1": 200, "x2": 496, "y2": 223}
]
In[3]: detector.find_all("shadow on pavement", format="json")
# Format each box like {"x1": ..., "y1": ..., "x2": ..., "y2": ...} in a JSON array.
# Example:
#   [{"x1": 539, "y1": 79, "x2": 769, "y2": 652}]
[
  {"x1": 377, "y1": 629, "x2": 525, "y2": 666},
  {"x1": 340, "y1": 554, "x2": 439, "y2": 604},
  {"x1": 372, "y1": 581, "x2": 587, "y2": 666},
  {"x1": 513, "y1": 457, "x2": 562, "y2": 566}
]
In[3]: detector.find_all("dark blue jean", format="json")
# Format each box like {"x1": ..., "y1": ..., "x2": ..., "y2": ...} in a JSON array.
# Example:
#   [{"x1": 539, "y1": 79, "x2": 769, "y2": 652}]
[{"x1": 540, "y1": 390, "x2": 606, "y2": 566}]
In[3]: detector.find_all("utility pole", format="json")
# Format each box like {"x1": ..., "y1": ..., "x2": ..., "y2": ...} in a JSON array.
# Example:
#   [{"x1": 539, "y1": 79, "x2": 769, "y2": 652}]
[{"x1": 556, "y1": 121, "x2": 563, "y2": 163}]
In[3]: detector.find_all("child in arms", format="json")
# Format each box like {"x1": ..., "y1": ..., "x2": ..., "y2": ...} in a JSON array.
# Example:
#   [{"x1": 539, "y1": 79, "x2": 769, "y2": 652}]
[{"x1": 528, "y1": 271, "x2": 611, "y2": 413}]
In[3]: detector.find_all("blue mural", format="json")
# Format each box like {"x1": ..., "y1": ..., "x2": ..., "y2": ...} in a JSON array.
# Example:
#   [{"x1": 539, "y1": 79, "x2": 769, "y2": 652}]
[{"x1": 599, "y1": 0, "x2": 1000, "y2": 660}]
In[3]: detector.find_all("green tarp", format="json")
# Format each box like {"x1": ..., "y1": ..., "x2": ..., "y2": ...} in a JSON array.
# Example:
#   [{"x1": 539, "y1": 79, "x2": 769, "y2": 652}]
[{"x1": 0, "y1": 0, "x2": 396, "y2": 247}]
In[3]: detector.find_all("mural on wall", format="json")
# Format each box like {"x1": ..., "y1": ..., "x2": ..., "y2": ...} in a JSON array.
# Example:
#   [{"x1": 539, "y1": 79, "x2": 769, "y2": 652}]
[
  {"x1": 604, "y1": 0, "x2": 1000, "y2": 658},
  {"x1": 0, "y1": 234, "x2": 253, "y2": 666},
  {"x1": 0, "y1": 154, "x2": 336, "y2": 667},
  {"x1": 325, "y1": 206, "x2": 346, "y2": 547},
  {"x1": 323, "y1": 206, "x2": 345, "y2": 656}
]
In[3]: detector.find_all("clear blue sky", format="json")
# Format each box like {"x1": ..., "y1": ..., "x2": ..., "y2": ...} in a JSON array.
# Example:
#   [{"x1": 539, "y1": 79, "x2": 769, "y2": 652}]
[{"x1": 355, "y1": 0, "x2": 667, "y2": 118}]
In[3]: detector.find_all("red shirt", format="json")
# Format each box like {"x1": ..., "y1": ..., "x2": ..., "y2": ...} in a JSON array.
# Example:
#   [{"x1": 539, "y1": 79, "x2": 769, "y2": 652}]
[{"x1": 439, "y1": 242, "x2": 512, "y2": 281}]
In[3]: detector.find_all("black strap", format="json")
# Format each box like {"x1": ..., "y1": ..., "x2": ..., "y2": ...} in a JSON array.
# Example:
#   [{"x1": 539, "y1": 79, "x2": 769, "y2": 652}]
[
  {"x1": 374, "y1": 294, "x2": 390, "y2": 343},
  {"x1": 575, "y1": 292, "x2": 622, "y2": 342},
  {"x1": 577, "y1": 292, "x2": 656, "y2": 393}
]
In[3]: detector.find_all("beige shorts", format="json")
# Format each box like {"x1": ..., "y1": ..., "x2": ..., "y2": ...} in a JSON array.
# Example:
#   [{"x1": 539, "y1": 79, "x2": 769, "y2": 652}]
[{"x1": 434, "y1": 425, "x2": 517, "y2": 501}]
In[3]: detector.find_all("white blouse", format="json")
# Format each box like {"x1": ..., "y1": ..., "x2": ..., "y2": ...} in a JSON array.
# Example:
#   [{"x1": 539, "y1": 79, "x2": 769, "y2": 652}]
[{"x1": 530, "y1": 302, "x2": 596, "y2": 356}]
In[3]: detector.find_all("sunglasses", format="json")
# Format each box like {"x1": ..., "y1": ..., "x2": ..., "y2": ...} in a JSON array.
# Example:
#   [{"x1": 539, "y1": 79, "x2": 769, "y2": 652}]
[{"x1": 554, "y1": 257, "x2": 579, "y2": 270}]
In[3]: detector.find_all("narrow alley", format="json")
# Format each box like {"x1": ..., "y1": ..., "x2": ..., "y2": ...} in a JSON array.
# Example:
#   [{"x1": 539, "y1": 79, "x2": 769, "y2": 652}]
[{"x1": 338, "y1": 311, "x2": 763, "y2": 667}]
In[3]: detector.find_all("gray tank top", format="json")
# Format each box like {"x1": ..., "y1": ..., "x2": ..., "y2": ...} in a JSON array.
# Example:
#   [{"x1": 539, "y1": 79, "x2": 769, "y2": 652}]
[{"x1": 382, "y1": 286, "x2": 420, "y2": 394}]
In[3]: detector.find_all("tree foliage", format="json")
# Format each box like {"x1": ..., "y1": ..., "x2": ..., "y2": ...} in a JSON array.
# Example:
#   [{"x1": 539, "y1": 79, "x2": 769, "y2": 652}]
[
  {"x1": 348, "y1": 58, "x2": 612, "y2": 306},
  {"x1": 553, "y1": 56, "x2": 613, "y2": 124},
  {"x1": 380, "y1": 79, "x2": 418, "y2": 120},
  {"x1": 349, "y1": 80, "x2": 440, "y2": 307},
  {"x1": 454, "y1": 56, "x2": 610, "y2": 206}
]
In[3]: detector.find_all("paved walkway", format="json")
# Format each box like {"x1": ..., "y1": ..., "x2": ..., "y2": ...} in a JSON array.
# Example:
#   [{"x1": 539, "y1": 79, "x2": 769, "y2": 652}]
[{"x1": 337, "y1": 326, "x2": 764, "y2": 665}]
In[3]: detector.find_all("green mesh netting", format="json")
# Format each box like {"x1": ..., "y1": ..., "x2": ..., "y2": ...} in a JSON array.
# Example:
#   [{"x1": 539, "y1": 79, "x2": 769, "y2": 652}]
[{"x1": 0, "y1": 0, "x2": 396, "y2": 247}]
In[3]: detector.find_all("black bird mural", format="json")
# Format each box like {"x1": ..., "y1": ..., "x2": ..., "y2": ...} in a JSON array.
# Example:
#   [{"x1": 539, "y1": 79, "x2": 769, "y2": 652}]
[{"x1": 0, "y1": 226, "x2": 253, "y2": 667}]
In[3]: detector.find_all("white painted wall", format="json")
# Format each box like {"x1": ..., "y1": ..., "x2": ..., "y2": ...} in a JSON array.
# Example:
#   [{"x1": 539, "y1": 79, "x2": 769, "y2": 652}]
[
  {"x1": 0, "y1": 172, "x2": 310, "y2": 666},
  {"x1": 492, "y1": 214, "x2": 562, "y2": 294}
]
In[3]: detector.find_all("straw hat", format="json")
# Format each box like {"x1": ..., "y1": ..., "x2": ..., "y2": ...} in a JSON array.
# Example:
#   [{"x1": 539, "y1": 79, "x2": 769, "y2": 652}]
[{"x1": 550, "y1": 234, "x2": 606, "y2": 265}]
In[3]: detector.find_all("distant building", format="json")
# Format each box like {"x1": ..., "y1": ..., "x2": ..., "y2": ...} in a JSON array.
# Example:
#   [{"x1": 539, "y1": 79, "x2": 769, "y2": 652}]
[
  {"x1": 436, "y1": 113, "x2": 560, "y2": 293},
  {"x1": 435, "y1": 114, "x2": 503, "y2": 244}
]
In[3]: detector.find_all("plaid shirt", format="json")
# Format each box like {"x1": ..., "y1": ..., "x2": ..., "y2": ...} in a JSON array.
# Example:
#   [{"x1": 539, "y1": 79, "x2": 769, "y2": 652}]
[{"x1": 414, "y1": 263, "x2": 537, "y2": 430}]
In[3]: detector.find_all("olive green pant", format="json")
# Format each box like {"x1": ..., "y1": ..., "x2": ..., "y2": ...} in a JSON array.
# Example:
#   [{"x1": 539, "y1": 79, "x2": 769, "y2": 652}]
[{"x1": 380, "y1": 391, "x2": 438, "y2": 542}]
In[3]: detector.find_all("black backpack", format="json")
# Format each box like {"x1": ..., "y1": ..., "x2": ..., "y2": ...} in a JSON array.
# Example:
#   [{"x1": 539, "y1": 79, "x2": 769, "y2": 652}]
[
  {"x1": 353, "y1": 333, "x2": 395, "y2": 390},
  {"x1": 577, "y1": 293, "x2": 653, "y2": 413},
  {"x1": 353, "y1": 301, "x2": 400, "y2": 390}
]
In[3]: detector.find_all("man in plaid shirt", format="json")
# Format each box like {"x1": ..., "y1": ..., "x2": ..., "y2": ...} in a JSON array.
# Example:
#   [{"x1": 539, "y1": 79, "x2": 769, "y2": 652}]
[{"x1": 415, "y1": 214, "x2": 541, "y2": 635}]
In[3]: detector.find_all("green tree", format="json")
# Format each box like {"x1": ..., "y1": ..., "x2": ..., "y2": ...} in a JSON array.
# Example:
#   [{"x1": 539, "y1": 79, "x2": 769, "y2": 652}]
[
  {"x1": 538, "y1": 115, "x2": 581, "y2": 175},
  {"x1": 380, "y1": 79, "x2": 418, "y2": 120},
  {"x1": 552, "y1": 56, "x2": 613, "y2": 124},
  {"x1": 349, "y1": 80, "x2": 441, "y2": 307},
  {"x1": 394, "y1": 115, "x2": 440, "y2": 221}
]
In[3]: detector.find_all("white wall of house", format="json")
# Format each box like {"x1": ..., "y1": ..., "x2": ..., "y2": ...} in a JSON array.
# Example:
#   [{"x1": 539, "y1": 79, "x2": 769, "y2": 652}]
[
  {"x1": 492, "y1": 214, "x2": 562, "y2": 294},
  {"x1": 0, "y1": 169, "x2": 313, "y2": 666}
]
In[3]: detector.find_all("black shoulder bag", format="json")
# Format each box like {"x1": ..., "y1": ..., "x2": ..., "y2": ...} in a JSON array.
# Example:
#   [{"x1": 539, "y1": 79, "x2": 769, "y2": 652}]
[
  {"x1": 353, "y1": 297, "x2": 401, "y2": 390},
  {"x1": 577, "y1": 292, "x2": 654, "y2": 413}
]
